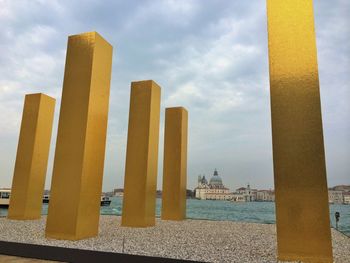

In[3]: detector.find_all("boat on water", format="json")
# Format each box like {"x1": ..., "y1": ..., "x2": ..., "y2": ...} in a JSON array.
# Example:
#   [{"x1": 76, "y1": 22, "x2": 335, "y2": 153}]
[
  {"x1": 0, "y1": 189, "x2": 111, "y2": 208},
  {"x1": 100, "y1": 196, "x2": 112, "y2": 206},
  {"x1": 43, "y1": 194, "x2": 50, "y2": 203},
  {"x1": 0, "y1": 189, "x2": 11, "y2": 208},
  {"x1": 42, "y1": 194, "x2": 112, "y2": 206}
]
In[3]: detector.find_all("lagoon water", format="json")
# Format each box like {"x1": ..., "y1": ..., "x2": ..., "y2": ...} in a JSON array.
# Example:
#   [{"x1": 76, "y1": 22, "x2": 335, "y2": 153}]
[{"x1": 1, "y1": 197, "x2": 349, "y2": 237}]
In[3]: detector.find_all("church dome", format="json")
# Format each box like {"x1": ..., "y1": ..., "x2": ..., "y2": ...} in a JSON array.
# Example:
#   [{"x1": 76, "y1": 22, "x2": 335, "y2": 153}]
[{"x1": 209, "y1": 169, "x2": 223, "y2": 187}]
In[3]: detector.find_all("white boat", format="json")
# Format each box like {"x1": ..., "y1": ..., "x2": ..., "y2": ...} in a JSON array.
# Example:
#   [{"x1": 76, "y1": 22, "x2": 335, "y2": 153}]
[
  {"x1": 41, "y1": 194, "x2": 111, "y2": 206},
  {"x1": 43, "y1": 194, "x2": 50, "y2": 203},
  {"x1": 101, "y1": 196, "x2": 111, "y2": 206},
  {"x1": 0, "y1": 189, "x2": 11, "y2": 208},
  {"x1": 0, "y1": 189, "x2": 111, "y2": 207}
]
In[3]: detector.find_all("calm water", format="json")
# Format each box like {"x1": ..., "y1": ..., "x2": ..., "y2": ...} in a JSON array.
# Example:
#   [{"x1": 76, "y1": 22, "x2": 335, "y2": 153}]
[{"x1": 1, "y1": 197, "x2": 349, "y2": 236}]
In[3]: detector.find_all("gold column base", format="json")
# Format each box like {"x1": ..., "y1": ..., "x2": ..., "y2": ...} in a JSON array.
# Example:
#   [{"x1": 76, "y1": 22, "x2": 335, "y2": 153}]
[{"x1": 278, "y1": 255, "x2": 333, "y2": 263}]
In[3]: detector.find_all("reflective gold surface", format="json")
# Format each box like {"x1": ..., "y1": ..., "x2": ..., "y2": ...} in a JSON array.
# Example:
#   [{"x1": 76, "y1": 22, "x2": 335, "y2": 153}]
[
  {"x1": 45, "y1": 32, "x2": 113, "y2": 240},
  {"x1": 8, "y1": 93, "x2": 55, "y2": 220},
  {"x1": 161, "y1": 107, "x2": 188, "y2": 221},
  {"x1": 266, "y1": 1, "x2": 333, "y2": 262},
  {"x1": 121, "y1": 80, "x2": 161, "y2": 227}
]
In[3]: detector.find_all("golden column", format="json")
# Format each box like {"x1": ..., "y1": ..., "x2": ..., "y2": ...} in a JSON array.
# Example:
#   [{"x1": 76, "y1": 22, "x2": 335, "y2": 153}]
[
  {"x1": 121, "y1": 80, "x2": 161, "y2": 227},
  {"x1": 161, "y1": 107, "x2": 188, "y2": 220},
  {"x1": 8, "y1": 93, "x2": 55, "y2": 220},
  {"x1": 45, "y1": 32, "x2": 113, "y2": 240},
  {"x1": 266, "y1": 1, "x2": 333, "y2": 262}
]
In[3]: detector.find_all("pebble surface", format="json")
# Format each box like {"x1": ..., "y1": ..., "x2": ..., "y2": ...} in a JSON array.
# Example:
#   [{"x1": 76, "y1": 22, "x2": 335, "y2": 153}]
[{"x1": 0, "y1": 216, "x2": 349, "y2": 263}]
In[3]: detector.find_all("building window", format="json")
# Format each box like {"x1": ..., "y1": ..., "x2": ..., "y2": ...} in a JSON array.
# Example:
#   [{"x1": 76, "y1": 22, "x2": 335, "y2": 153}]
[{"x1": 1, "y1": 192, "x2": 10, "y2": 199}]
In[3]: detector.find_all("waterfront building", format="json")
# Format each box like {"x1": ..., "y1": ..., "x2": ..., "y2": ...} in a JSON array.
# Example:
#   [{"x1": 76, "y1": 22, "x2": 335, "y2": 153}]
[
  {"x1": 113, "y1": 188, "x2": 124, "y2": 197},
  {"x1": 232, "y1": 184, "x2": 257, "y2": 202},
  {"x1": 343, "y1": 192, "x2": 350, "y2": 205},
  {"x1": 0, "y1": 188, "x2": 11, "y2": 207},
  {"x1": 328, "y1": 190, "x2": 343, "y2": 204},
  {"x1": 327, "y1": 185, "x2": 350, "y2": 204},
  {"x1": 330, "y1": 185, "x2": 350, "y2": 192},
  {"x1": 231, "y1": 193, "x2": 246, "y2": 202},
  {"x1": 194, "y1": 170, "x2": 232, "y2": 200},
  {"x1": 256, "y1": 190, "x2": 275, "y2": 202}
]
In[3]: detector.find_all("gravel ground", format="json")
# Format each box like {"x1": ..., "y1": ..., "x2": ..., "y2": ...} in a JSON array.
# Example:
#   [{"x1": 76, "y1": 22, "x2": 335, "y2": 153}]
[{"x1": 0, "y1": 216, "x2": 349, "y2": 263}]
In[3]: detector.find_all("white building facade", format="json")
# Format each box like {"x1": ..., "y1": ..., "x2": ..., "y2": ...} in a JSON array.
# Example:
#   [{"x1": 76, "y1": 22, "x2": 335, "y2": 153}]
[
  {"x1": 256, "y1": 190, "x2": 275, "y2": 202},
  {"x1": 328, "y1": 190, "x2": 343, "y2": 204},
  {"x1": 343, "y1": 193, "x2": 350, "y2": 204},
  {"x1": 232, "y1": 184, "x2": 257, "y2": 202},
  {"x1": 194, "y1": 170, "x2": 233, "y2": 200}
]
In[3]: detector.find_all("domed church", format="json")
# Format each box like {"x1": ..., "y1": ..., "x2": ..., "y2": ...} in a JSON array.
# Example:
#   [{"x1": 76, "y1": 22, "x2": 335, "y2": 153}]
[
  {"x1": 209, "y1": 169, "x2": 225, "y2": 188},
  {"x1": 195, "y1": 169, "x2": 233, "y2": 200}
]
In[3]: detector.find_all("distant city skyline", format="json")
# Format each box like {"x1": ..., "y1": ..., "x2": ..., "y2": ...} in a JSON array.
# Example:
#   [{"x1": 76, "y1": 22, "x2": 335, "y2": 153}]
[{"x1": 0, "y1": 1, "x2": 349, "y2": 191}]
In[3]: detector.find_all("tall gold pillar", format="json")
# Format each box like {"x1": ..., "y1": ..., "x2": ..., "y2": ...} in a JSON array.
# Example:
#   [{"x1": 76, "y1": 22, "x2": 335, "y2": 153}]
[
  {"x1": 8, "y1": 93, "x2": 55, "y2": 220},
  {"x1": 266, "y1": 1, "x2": 333, "y2": 262},
  {"x1": 121, "y1": 80, "x2": 161, "y2": 227},
  {"x1": 161, "y1": 107, "x2": 188, "y2": 220},
  {"x1": 45, "y1": 32, "x2": 113, "y2": 240}
]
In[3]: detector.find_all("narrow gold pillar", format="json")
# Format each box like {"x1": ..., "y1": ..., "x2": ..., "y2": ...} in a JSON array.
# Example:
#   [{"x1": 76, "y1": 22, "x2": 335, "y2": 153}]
[
  {"x1": 45, "y1": 32, "x2": 113, "y2": 240},
  {"x1": 121, "y1": 80, "x2": 161, "y2": 227},
  {"x1": 266, "y1": 1, "x2": 333, "y2": 262},
  {"x1": 161, "y1": 107, "x2": 188, "y2": 220},
  {"x1": 8, "y1": 93, "x2": 55, "y2": 220}
]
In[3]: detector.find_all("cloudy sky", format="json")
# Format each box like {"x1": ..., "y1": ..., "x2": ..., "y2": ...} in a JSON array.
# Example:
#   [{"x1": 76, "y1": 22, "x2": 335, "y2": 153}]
[{"x1": 0, "y1": 0, "x2": 349, "y2": 192}]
